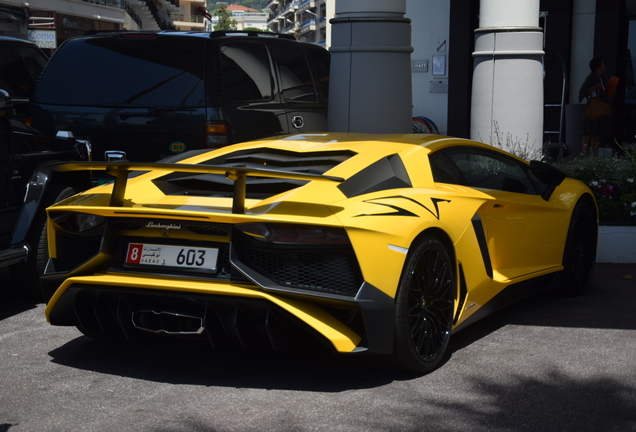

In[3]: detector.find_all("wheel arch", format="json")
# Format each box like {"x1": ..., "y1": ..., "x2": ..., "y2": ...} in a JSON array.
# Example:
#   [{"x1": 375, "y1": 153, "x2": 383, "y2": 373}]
[
  {"x1": 567, "y1": 191, "x2": 599, "y2": 248},
  {"x1": 409, "y1": 227, "x2": 456, "y2": 271},
  {"x1": 558, "y1": 191, "x2": 599, "y2": 296},
  {"x1": 407, "y1": 227, "x2": 463, "y2": 320},
  {"x1": 576, "y1": 192, "x2": 598, "y2": 219},
  {"x1": 390, "y1": 226, "x2": 457, "y2": 373}
]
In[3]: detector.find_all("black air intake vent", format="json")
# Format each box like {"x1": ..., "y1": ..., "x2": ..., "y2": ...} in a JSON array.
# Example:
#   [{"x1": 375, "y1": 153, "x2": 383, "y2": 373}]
[
  {"x1": 232, "y1": 229, "x2": 364, "y2": 297},
  {"x1": 152, "y1": 148, "x2": 355, "y2": 199},
  {"x1": 202, "y1": 148, "x2": 355, "y2": 173}
]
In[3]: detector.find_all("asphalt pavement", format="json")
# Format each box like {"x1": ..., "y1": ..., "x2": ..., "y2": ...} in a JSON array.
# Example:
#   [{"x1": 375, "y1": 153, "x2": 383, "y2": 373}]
[{"x1": 1, "y1": 264, "x2": 635, "y2": 432}]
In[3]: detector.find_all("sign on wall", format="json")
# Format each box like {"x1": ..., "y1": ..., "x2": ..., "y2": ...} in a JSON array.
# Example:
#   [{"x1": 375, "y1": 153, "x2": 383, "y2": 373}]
[{"x1": 28, "y1": 30, "x2": 57, "y2": 49}]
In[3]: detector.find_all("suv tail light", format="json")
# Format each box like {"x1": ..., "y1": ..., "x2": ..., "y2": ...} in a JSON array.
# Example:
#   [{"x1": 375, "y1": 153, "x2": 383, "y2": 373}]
[{"x1": 205, "y1": 121, "x2": 231, "y2": 148}]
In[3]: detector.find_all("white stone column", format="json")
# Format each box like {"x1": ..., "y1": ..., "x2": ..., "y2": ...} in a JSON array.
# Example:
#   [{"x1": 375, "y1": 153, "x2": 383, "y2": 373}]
[
  {"x1": 470, "y1": 0, "x2": 544, "y2": 158},
  {"x1": 327, "y1": 0, "x2": 413, "y2": 133}
]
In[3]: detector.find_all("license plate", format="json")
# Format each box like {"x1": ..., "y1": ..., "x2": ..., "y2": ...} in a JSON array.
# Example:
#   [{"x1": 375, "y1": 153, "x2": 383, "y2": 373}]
[{"x1": 125, "y1": 243, "x2": 219, "y2": 273}]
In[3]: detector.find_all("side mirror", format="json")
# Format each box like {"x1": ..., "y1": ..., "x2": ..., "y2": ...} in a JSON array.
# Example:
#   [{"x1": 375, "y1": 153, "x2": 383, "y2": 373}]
[
  {"x1": 0, "y1": 89, "x2": 14, "y2": 118},
  {"x1": 528, "y1": 160, "x2": 567, "y2": 185},
  {"x1": 529, "y1": 160, "x2": 567, "y2": 201}
]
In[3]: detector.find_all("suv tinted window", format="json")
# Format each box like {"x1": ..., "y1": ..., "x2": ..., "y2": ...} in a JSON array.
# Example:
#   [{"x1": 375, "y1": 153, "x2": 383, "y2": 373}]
[
  {"x1": 34, "y1": 37, "x2": 206, "y2": 107},
  {"x1": 0, "y1": 44, "x2": 47, "y2": 98},
  {"x1": 0, "y1": 45, "x2": 23, "y2": 96},
  {"x1": 276, "y1": 47, "x2": 317, "y2": 102},
  {"x1": 14, "y1": 44, "x2": 48, "y2": 83},
  {"x1": 220, "y1": 42, "x2": 273, "y2": 104}
]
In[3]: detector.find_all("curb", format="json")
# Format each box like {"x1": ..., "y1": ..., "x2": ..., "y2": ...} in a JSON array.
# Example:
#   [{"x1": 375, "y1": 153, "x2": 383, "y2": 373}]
[{"x1": 597, "y1": 226, "x2": 636, "y2": 264}]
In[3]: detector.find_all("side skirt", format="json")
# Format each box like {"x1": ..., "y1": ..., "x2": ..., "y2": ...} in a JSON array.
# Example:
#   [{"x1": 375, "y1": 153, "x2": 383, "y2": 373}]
[{"x1": 452, "y1": 270, "x2": 561, "y2": 333}]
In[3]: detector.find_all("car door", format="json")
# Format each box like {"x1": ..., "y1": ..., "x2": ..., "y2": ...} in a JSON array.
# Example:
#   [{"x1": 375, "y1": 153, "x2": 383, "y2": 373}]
[
  {"x1": 0, "y1": 118, "x2": 39, "y2": 247},
  {"x1": 30, "y1": 35, "x2": 207, "y2": 162},
  {"x1": 430, "y1": 146, "x2": 569, "y2": 280},
  {"x1": 275, "y1": 46, "x2": 328, "y2": 134},
  {"x1": 0, "y1": 40, "x2": 48, "y2": 121},
  {"x1": 0, "y1": 115, "x2": 10, "y2": 246}
]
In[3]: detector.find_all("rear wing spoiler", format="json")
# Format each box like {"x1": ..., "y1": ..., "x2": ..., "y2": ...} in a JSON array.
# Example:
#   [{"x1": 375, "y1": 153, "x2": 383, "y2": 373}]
[{"x1": 51, "y1": 162, "x2": 344, "y2": 214}]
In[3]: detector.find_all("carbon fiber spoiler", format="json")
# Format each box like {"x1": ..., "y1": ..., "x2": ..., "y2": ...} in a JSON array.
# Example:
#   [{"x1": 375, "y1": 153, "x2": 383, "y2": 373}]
[{"x1": 51, "y1": 162, "x2": 344, "y2": 214}]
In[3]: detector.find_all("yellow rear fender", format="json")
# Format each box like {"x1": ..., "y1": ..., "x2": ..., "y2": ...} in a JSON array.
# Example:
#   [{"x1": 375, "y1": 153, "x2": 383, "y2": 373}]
[{"x1": 338, "y1": 191, "x2": 488, "y2": 298}]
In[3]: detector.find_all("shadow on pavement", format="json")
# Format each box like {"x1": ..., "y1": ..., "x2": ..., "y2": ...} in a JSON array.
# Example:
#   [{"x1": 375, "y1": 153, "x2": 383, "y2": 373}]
[
  {"x1": 451, "y1": 263, "x2": 636, "y2": 352},
  {"x1": 49, "y1": 336, "x2": 400, "y2": 391},
  {"x1": 0, "y1": 269, "x2": 39, "y2": 321},
  {"x1": 393, "y1": 368, "x2": 636, "y2": 432},
  {"x1": 45, "y1": 264, "x2": 636, "y2": 395}
]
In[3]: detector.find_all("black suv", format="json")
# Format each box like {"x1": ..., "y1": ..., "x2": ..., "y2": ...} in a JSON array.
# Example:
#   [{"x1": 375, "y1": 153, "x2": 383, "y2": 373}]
[
  {"x1": 0, "y1": 90, "x2": 91, "y2": 300},
  {"x1": 29, "y1": 31, "x2": 330, "y2": 162},
  {"x1": 0, "y1": 36, "x2": 49, "y2": 121}
]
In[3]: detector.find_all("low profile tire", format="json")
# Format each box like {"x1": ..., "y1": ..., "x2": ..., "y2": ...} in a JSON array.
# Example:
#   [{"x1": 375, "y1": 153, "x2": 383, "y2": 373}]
[
  {"x1": 560, "y1": 199, "x2": 598, "y2": 296},
  {"x1": 11, "y1": 185, "x2": 77, "y2": 302},
  {"x1": 391, "y1": 234, "x2": 455, "y2": 374}
]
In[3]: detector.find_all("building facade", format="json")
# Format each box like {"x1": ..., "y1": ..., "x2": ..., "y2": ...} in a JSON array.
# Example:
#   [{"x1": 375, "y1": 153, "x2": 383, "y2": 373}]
[
  {"x1": 172, "y1": 0, "x2": 207, "y2": 31},
  {"x1": 1, "y1": 0, "x2": 631, "y2": 152},
  {"x1": 265, "y1": 0, "x2": 631, "y2": 153},
  {"x1": 266, "y1": 0, "x2": 328, "y2": 45},
  {"x1": 443, "y1": 0, "x2": 629, "y2": 155},
  {"x1": 0, "y1": 0, "x2": 180, "y2": 54},
  {"x1": 203, "y1": 4, "x2": 268, "y2": 31}
]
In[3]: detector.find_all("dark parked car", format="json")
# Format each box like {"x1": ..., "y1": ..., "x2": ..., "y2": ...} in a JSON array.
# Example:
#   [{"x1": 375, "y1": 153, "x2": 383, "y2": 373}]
[
  {"x1": 0, "y1": 36, "x2": 49, "y2": 121},
  {"x1": 0, "y1": 90, "x2": 91, "y2": 300},
  {"x1": 29, "y1": 31, "x2": 330, "y2": 162}
]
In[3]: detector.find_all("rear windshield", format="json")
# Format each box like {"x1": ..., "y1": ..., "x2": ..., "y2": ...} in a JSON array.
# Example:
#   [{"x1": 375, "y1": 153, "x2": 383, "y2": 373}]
[{"x1": 34, "y1": 36, "x2": 206, "y2": 107}]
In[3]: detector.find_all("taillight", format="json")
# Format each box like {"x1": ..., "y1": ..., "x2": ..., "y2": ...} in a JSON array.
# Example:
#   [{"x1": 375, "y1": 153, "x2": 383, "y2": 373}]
[
  {"x1": 204, "y1": 121, "x2": 231, "y2": 148},
  {"x1": 237, "y1": 223, "x2": 350, "y2": 245},
  {"x1": 52, "y1": 212, "x2": 105, "y2": 232}
]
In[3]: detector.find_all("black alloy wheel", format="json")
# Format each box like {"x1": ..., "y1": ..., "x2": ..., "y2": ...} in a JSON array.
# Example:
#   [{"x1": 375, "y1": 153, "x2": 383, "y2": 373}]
[
  {"x1": 561, "y1": 199, "x2": 597, "y2": 295},
  {"x1": 392, "y1": 234, "x2": 455, "y2": 374}
]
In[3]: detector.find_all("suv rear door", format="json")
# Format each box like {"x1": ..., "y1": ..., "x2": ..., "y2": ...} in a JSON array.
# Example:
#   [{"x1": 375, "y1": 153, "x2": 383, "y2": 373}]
[
  {"x1": 275, "y1": 45, "x2": 329, "y2": 135},
  {"x1": 29, "y1": 32, "x2": 330, "y2": 162},
  {"x1": 0, "y1": 37, "x2": 48, "y2": 121},
  {"x1": 30, "y1": 34, "x2": 207, "y2": 162},
  {"x1": 0, "y1": 114, "x2": 52, "y2": 247},
  {"x1": 211, "y1": 39, "x2": 287, "y2": 144}
]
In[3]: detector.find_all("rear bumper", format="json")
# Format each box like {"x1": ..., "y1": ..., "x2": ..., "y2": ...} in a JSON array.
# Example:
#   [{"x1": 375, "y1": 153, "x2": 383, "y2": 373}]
[{"x1": 44, "y1": 273, "x2": 395, "y2": 354}]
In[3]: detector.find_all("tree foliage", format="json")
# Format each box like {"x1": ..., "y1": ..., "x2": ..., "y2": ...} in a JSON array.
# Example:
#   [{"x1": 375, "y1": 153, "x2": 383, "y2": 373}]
[
  {"x1": 243, "y1": 27, "x2": 270, "y2": 32},
  {"x1": 239, "y1": 0, "x2": 269, "y2": 10},
  {"x1": 213, "y1": 5, "x2": 237, "y2": 31}
]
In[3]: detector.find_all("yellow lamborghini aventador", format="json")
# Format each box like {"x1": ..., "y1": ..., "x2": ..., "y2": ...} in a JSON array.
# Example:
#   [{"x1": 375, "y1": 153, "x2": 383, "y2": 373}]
[{"x1": 41, "y1": 133, "x2": 598, "y2": 374}]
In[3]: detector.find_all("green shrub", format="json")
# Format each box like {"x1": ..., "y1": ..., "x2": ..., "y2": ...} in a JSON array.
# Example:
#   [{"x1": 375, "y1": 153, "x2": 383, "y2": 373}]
[{"x1": 550, "y1": 150, "x2": 636, "y2": 225}]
